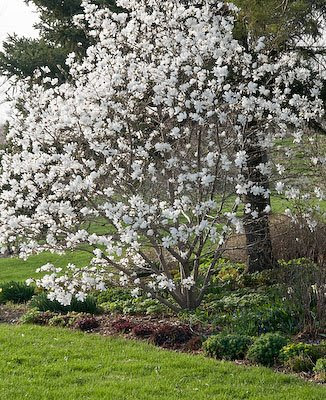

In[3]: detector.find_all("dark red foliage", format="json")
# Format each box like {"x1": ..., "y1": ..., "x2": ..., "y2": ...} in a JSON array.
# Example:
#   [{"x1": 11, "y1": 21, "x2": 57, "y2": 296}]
[
  {"x1": 74, "y1": 316, "x2": 100, "y2": 331},
  {"x1": 111, "y1": 318, "x2": 135, "y2": 333},
  {"x1": 150, "y1": 324, "x2": 193, "y2": 348},
  {"x1": 132, "y1": 324, "x2": 156, "y2": 338}
]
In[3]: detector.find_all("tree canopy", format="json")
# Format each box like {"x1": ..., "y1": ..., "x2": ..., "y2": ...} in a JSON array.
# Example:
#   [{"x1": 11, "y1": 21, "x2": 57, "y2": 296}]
[{"x1": 0, "y1": 1, "x2": 324, "y2": 309}]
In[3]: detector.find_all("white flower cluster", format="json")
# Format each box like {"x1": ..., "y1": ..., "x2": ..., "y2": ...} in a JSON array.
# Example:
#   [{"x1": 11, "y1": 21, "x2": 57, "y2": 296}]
[
  {"x1": 27, "y1": 263, "x2": 109, "y2": 306},
  {"x1": 0, "y1": 0, "x2": 324, "y2": 310}
]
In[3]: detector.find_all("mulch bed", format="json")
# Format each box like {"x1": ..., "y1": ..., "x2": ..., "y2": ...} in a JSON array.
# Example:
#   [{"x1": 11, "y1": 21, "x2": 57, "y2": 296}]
[
  {"x1": 0, "y1": 304, "x2": 325, "y2": 384},
  {"x1": 0, "y1": 304, "x2": 28, "y2": 324}
]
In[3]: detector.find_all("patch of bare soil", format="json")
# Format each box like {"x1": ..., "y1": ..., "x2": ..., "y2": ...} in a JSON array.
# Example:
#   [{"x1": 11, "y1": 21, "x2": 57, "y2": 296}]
[{"x1": 0, "y1": 304, "x2": 28, "y2": 324}]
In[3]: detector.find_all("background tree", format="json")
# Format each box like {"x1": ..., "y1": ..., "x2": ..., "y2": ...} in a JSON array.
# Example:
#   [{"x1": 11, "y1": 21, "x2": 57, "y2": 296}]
[{"x1": 0, "y1": 0, "x2": 122, "y2": 82}]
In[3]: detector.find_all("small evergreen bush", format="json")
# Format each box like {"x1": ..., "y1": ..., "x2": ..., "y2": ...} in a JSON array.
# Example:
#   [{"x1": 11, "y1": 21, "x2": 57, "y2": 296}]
[
  {"x1": 247, "y1": 333, "x2": 288, "y2": 366},
  {"x1": 204, "y1": 334, "x2": 253, "y2": 360}
]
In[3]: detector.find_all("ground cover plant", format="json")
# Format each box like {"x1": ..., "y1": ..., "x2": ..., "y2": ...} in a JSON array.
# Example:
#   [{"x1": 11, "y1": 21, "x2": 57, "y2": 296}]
[{"x1": 0, "y1": 324, "x2": 325, "y2": 400}]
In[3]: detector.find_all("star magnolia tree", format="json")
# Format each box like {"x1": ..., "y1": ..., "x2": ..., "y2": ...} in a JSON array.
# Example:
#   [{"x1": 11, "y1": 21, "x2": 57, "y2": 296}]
[{"x1": 0, "y1": 0, "x2": 324, "y2": 310}]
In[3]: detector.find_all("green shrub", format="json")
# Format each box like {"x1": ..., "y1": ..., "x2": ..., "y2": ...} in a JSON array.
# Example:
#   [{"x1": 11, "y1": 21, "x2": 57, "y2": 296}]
[
  {"x1": 204, "y1": 334, "x2": 253, "y2": 360},
  {"x1": 247, "y1": 333, "x2": 288, "y2": 366},
  {"x1": 280, "y1": 342, "x2": 326, "y2": 363},
  {"x1": 284, "y1": 354, "x2": 315, "y2": 372},
  {"x1": 30, "y1": 293, "x2": 99, "y2": 314},
  {"x1": 314, "y1": 358, "x2": 326, "y2": 381},
  {"x1": 0, "y1": 281, "x2": 35, "y2": 304}
]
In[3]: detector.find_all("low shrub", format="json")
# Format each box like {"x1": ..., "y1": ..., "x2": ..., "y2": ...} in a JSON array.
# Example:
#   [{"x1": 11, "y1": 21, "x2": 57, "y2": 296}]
[
  {"x1": 111, "y1": 318, "x2": 135, "y2": 333},
  {"x1": 132, "y1": 324, "x2": 156, "y2": 338},
  {"x1": 150, "y1": 324, "x2": 192, "y2": 348},
  {"x1": 280, "y1": 342, "x2": 326, "y2": 363},
  {"x1": 0, "y1": 281, "x2": 35, "y2": 304},
  {"x1": 74, "y1": 316, "x2": 100, "y2": 331},
  {"x1": 314, "y1": 358, "x2": 326, "y2": 381},
  {"x1": 30, "y1": 293, "x2": 99, "y2": 314},
  {"x1": 203, "y1": 334, "x2": 252, "y2": 360},
  {"x1": 247, "y1": 333, "x2": 288, "y2": 366},
  {"x1": 284, "y1": 355, "x2": 315, "y2": 372}
]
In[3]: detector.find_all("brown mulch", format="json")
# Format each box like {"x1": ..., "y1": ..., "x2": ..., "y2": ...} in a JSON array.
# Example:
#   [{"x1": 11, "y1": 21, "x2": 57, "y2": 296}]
[
  {"x1": 95, "y1": 314, "x2": 208, "y2": 336},
  {"x1": 0, "y1": 304, "x2": 28, "y2": 324}
]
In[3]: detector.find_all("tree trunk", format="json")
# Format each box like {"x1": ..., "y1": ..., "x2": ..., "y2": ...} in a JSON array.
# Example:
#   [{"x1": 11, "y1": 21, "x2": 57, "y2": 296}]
[{"x1": 243, "y1": 131, "x2": 277, "y2": 273}]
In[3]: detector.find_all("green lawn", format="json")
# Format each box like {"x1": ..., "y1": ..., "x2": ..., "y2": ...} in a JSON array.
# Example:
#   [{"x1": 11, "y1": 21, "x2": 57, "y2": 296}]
[
  {"x1": 0, "y1": 325, "x2": 324, "y2": 400},
  {"x1": 0, "y1": 251, "x2": 92, "y2": 283}
]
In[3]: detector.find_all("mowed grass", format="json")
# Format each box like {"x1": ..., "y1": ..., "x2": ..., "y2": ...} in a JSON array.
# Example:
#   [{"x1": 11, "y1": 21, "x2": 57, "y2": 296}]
[
  {"x1": 0, "y1": 325, "x2": 325, "y2": 400},
  {"x1": 0, "y1": 251, "x2": 92, "y2": 283}
]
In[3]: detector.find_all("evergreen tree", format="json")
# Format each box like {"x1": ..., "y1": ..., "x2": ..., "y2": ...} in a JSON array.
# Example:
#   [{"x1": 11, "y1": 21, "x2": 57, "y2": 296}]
[{"x1": 0, "y1": 0, "x2": 122, "y2": 81}]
